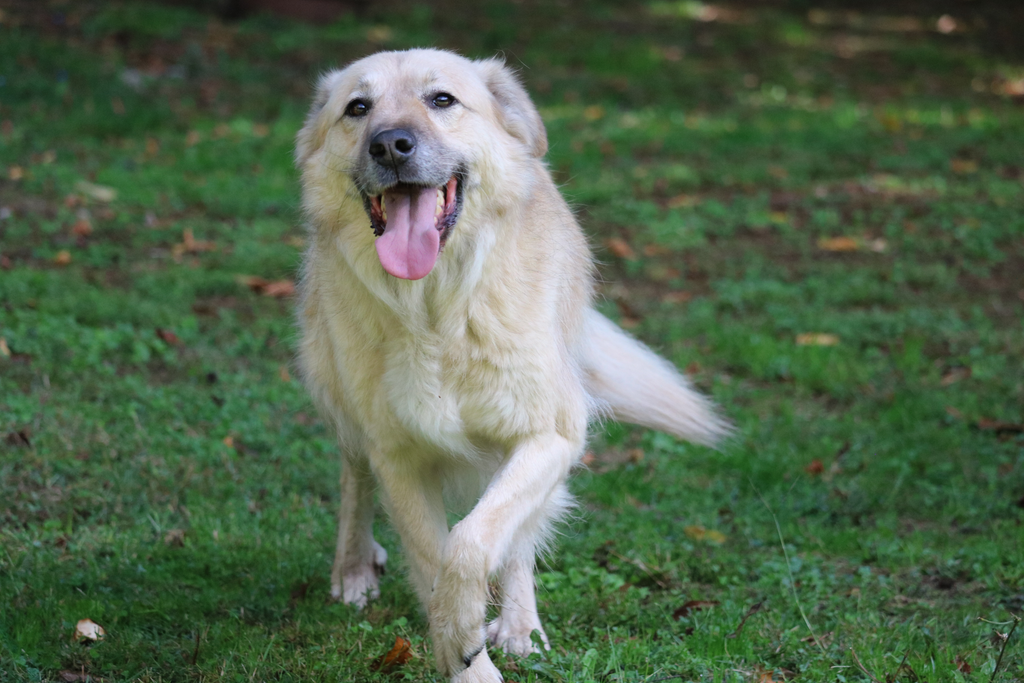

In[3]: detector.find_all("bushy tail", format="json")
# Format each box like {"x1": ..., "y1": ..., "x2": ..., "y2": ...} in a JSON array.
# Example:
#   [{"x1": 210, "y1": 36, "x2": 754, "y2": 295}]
[{"x1": 581, "y1": 309, "x2": 731, "y2": 447}]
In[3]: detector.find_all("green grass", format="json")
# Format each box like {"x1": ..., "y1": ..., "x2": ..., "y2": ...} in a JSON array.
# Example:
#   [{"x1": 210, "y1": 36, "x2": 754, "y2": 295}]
[{"x1": 1, "y1": 1, "x2": 1023, "y2": 681}]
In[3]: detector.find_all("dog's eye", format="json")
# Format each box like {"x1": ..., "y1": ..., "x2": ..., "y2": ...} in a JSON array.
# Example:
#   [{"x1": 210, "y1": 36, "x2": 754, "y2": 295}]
[
  {"x1": 344, "y1": 99, "x2": 371, "y2": 117},
  {"x1": 431, "y1": 93, "x2": 457, "y2": 109}
]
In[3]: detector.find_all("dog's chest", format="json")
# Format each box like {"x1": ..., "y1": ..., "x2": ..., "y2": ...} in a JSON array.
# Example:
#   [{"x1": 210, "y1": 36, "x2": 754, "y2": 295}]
[{"x1": 379, "y1": 318, "x2": 545, "y2": 455}]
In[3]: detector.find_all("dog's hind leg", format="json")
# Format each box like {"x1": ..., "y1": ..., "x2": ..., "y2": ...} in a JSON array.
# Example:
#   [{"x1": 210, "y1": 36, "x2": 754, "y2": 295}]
[
  {"x1": 331, "y1": 456, "x2": 387, "y2": 607},
  {"x1": 488, "y1": 483, "x2": 569, "y2": 657}
]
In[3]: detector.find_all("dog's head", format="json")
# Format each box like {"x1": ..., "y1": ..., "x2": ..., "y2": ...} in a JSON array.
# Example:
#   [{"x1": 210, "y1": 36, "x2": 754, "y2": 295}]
[{"x1": 296, "y1": 49, "x2": 547, "y2": 281}]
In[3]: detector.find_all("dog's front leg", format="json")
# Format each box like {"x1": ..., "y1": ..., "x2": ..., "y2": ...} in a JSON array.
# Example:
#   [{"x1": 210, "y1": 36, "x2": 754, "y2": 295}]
[
  {"x1": 331, "y1": 456, "x2": 388, "y2": 607},
  {"x1": 372, "y1": 455, "x2": 450, "y2": 606},
  {"x1": 430, "y1": 435, "x2": 579, "y2": 681}
]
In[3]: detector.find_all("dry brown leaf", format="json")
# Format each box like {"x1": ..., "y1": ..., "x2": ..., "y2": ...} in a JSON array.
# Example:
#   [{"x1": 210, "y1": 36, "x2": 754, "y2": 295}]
[
  {"x1": 940, "y1": 367, "x2": 970, "y2": 386},
  {"x1": 59, "y1": 671, "x2": 103, "y2": 683},
  {"x1": 372, "y1": 636, "x2": 414, "y2": 673},
  {"x1": 583, "y1": 105, "x2": 605, "y2": 121},
  {"x1": 817, "y1": 236, "x2": 860, "y2": 252},
  {"x1": 261, "y1": 280, "x2": 296, "y2": 298},
  {"x1": 605, "y1": 237, "x2": 636, "y2": 259},
  {"x1": 278, "y1": 365, "x2": 292, "y2": 382},
  {"x1": 163, "y1": 529, "x2": 186, "y2": 547},
  {"x1": 954, "y1": 654, "x2": 972, "y2": 674},
  {"x1": 155, "y1": 328, "x2": 182, "y2": 346},
  {"x1": 8, "y1": 165, "x2": 24, "y2": 181},
  {"x1": 666, "y1": 194, "x2": 699, "y2": 209},
  {"x1": 185, "y1": 130, "x2": 201, "y2": 147},
  {"x1": 805, "y1": 459, "x2": 825, "y2": 476},
  {"x1": 174, "y1": 228, "x2": 217, "y2": 257},
  {"x1": 950, "y1": 158, "x2": 978, "y2": 174},
  {"x1": 796, "y1": 333, "x2": 839, "y2": 346},
  {"x1": 54, "y1": 250, "x2": 72, "y2": 266},
  {"x1": 684, "y1": 525, "x2": 726, "y2": 544},
  {"x1": 661, "y1": 291, "x2": 693, "y2": 304},
  {"x1": 222, "y1": 436, "x2": 235, "y2": 448},
  {"x1": 74, "y1": 618, "x2": 105, "y2": 641},
  {"x1": 580, "y1": 451, "x2": 596, "y2": 466},
  {"x1": 672, "y1": 599, "x2": 720, "y2": 620},
  {"x1": 0, "y1": 338, "x2": 9, "y2": 358},
  {"x1": 71, "y1": 218, "x2": 93, "y2": 237}
]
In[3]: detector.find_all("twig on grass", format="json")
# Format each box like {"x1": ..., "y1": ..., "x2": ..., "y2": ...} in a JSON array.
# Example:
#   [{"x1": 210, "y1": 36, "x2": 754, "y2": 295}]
[
  {"x1": 983, "y1": 614, "x2": 1020, "y2": 683},
  {"x1": 850, "y1": 647, "x2": 881, "y2": 683},
  {"x1": 751, "y1": 481, "x2": 826, "y2": 654}
]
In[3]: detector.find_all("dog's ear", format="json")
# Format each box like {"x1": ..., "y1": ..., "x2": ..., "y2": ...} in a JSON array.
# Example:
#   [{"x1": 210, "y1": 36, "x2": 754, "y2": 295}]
[
  {"x1": 295, "y1": 70, "x2": 345, "y2": 167},
  {"x1": 476, "y1": 58, "x2": 548, "y2": 158}
]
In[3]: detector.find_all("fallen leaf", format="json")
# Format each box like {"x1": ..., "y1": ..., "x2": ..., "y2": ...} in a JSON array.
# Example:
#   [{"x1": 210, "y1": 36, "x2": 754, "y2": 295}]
[
  {"x1": 975, "y1": 419, "x2": 1024, "y2": 435},
  {"x1": 185, "y1": 130, "x2": 201, "y2": 146},
  {"x1": 940, "y1": 367, "x2": 970, "y2": 386},
  {"x1": 672, "y1": 599, "x2": 719, "y2": 620},
  {"x1": 795, "y1": 333, "x2": 839, "y2": 346},
  {"x1": 1, "y1": 255, "x2": 11, "y2": 270},
  {"x1": 605, "y1": 237, "x2": 636, "y2": 259},
  {"x1": 684, "y1": 525, "x2": 727, "y2": 544},
  {"x1": 817, "y1": 236, "x2": 860, "y2": 252},
  {"x1": 222, "y1": 436, "x2": 235, "y2": 448},
  {"x1": 666, "y1": 194, "x2": 699, "y2": 209},
  {"x1": 59, "y1": 672, "x2": 103, "y2": 683},
  {"x1": 262, "y1": 280, "x2": 296, "y2": 298},
  {"x1": 805, "y1": 459, "x2": 825, "y2": 476},
  {"x1": 74, "y1": 181, "x2": 117, "y2": 202},
  {"x1": 54, "y1": 250, "x2": 72, "y2": 266},
  {"x1": 74, "y1": 619, "x2": 106, "y2": 642},
  {"x1": 0, "y1": 338, "x2": 9, "y2": 358},
  {"x1": 278, "y1": 365, "x2": 292, "y2": 382},
  {"x1": 371, "y1": 636, "x2": 414, "y2": 672},
  {"x1": 163, "y1": 529, "x2": 186, "y2": 547},
  {"x1": 583, "y1": 105, "x2": 605, "y2": 121},
  {"x1": 950, "y1": 158, "x2": 978, "y2": 174},
  {"x1": 5, "y1": 430, "x2": 31, "y2": 447},
  {"x1": 173, "y1": 228, "x2": 217, "y2": 258},
  {"x1": 580, "y1": 451, "x2": 596, "y2": 466},
  {"x1": 71, "y1": 218, "x2": 93, "y2": 237},
  {"x1": 661, "y1": 291, "x2": 693, "y2": 304},
  {"x1": 628, "y1": 448, "x2": 644, "y2": 463},
  {"x1": 155, "y1": 328, "x2": 181, "y2": 346},
  {"x1": 8, "y1": 165, "x2": 24, "y2": 181},
  {"x1": 954, "y1": 654, "x2": 971, "y2": 674}
]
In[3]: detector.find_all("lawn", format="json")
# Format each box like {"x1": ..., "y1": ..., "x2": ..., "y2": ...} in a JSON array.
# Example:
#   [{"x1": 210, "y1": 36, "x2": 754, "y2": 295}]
[{"x1": 1, "y1": 1, "x2": 1022, "y2": 681}]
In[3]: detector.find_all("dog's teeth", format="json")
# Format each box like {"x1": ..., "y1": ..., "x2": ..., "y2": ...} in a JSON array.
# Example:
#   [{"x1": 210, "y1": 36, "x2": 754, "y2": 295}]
[{"x1": 435, "y1": 188, "x2": 444, "y2": 221}]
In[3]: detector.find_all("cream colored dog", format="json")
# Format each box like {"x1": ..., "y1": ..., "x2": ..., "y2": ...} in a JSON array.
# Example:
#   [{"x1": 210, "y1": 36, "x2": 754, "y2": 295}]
[{"x1": 295, "y1": 49, "x2": 728, "y2": 682}]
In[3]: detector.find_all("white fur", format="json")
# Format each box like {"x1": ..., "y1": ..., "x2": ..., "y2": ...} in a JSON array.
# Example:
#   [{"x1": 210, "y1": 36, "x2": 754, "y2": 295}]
[{"x1": 296, "y1": 49, "x2": 727, "y2": 682}]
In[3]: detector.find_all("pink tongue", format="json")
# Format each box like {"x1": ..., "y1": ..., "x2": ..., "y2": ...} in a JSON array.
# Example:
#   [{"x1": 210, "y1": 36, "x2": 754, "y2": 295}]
[{"x1": 375, "y1": 186, "x2": 441, "y2": 280}]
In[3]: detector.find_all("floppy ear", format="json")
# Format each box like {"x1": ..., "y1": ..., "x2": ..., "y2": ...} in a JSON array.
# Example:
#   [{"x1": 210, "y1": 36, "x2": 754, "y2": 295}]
[
  {"x1": 475, "y1": 58, "x2": 548, "y2": 158},
  {"x1": 295, "y1": 70, "x2": 345, "y2": 167}
]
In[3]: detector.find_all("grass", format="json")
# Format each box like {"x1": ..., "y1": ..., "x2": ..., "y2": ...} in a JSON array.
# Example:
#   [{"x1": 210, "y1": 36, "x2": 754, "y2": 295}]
[{"x1": 1, "y1": 0, "x2": 1023, "y2": 681}]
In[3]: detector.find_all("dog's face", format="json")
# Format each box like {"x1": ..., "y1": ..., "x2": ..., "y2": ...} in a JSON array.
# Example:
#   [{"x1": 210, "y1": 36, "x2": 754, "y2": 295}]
[{"x1": 297, "y1": 50, "x2": 548, "y2": 280}]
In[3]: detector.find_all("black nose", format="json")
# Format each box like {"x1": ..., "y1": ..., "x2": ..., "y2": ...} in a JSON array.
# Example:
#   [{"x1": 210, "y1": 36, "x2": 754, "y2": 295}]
[{"x1": 369, "y1": 129, "x2": 417, "y2": 167}]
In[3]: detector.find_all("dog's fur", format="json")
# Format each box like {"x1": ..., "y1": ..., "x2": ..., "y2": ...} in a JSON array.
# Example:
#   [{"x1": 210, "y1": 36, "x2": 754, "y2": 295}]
[{"x1": 295, "y1": 49, "x2": 728, "y2": 682}]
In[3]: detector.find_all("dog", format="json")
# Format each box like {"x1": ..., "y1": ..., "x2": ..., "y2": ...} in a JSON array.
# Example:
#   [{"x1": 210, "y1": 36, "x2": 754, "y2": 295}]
[{"x1": 294, "y1": 49, "x2": 728, "y2": 683}]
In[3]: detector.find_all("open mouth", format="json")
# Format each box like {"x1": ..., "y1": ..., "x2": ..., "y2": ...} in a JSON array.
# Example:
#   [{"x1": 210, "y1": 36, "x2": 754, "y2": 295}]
[{"x1": 365, "y1": 175, "x2": 462, "y2": 280}]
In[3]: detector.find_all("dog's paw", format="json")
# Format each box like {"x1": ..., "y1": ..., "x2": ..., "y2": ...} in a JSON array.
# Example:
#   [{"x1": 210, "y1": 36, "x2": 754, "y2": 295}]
[
  {"x1": 331, "y1": 541, "x2": 388, "y2": 607},
  {"x1": 487, "y1": 615, "x2": 549, "y2": 657},
  {"x1": 451, "y1": 648, "x2": 503, "y2": 683}
]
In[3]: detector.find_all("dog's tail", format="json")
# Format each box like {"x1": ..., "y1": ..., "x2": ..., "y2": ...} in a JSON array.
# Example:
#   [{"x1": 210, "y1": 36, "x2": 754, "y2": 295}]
[{"x1": 581, "y1": 309, "x2": 731, "y2": 447}]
